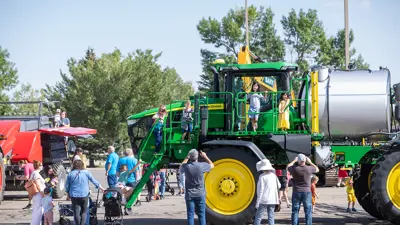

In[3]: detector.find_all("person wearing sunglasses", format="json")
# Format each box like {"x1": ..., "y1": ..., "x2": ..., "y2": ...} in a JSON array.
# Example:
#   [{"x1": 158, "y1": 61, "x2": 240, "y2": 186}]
[{"x1": 152, "y1": 105, "x2": 167, "y2": 154}]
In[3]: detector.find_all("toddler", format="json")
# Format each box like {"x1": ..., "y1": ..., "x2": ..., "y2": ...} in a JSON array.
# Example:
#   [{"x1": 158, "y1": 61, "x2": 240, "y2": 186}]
[
  {"x1": 41, "y1": 187, "x2": 54, "y2": 225},
  {"x1": 345, "y1": 177, "x2": 358, "y2": 212},
  {"x1": 311, "y1": 176, "x2": 319, "y2": 213}
]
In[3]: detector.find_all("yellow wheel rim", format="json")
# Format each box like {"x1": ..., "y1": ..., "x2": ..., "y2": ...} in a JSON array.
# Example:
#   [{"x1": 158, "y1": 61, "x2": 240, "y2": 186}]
[
  {"x1": 204, "y1": 158, "x2": 255, "y2": 215},
  {"x1": 387, "y1": 162, "x2": 400, "y2": 210}
]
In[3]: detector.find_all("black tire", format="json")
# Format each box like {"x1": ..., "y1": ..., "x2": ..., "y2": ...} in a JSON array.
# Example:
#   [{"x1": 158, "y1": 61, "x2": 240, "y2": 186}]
[
  {"x1": 0, "y1": 155, "x2": 5, "y2": 205},
  {"x1": 370, "y1": 150, "x2": 400, "y2": 224},
  {"x1": 354, "y1": 164, "x2": 383, "y2": 219},
  {"x1": 204, "y1": 147, "x2": 259, "y2": 225},
  {"x1": 52, "y1": 163, "x2": 67, "y2": 198}
]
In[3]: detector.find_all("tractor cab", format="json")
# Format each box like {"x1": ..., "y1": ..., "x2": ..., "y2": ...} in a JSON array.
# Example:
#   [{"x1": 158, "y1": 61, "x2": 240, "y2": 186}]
[{"x1": 208, "y1": 62, "x2": 307, "y2": 133}]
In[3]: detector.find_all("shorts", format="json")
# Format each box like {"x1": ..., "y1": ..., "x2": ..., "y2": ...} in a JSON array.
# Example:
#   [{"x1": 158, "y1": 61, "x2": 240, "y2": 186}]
[
  {"x1": 278, "y1": 176, "x2": 287, "y2": 191},
  {"x1": 248, "y1": 107, "x2": 260, "y2": 119},
  {"x1": 347, "y1": 193, "x2": 356, "y2": 202},
  {"x1": 182, "y1": 123, "x2": 193, "y2": 133}
]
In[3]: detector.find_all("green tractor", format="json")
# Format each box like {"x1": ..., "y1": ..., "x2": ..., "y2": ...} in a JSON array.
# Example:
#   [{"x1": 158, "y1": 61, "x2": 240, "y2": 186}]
[{"x1": 125, "y1": 60, "x2": 400, "y2": 224}]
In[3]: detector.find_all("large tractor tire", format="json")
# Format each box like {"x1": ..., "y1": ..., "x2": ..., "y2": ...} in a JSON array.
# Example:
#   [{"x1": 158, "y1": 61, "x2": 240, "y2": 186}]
[
  {"x1": 0, "y1": 155, "x2": 5, "y2": 205},
  {"x1": 204, "y1": 147, "x2": 259, "y2": 225},
  {"x1": 354, "y1": 164, "x2": 383, "y2": 219},
  {"x1": 370, "y1": 150, "x2": 400, "y2": 224},
  {"x1": 52, "y1": 163, "x2": 67, "y2": 199}
]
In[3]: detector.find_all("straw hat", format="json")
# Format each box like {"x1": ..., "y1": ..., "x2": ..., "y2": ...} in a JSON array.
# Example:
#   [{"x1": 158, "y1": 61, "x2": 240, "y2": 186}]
[{"x1": 256, "y1": 159, "x2": 274, "y2": 172}]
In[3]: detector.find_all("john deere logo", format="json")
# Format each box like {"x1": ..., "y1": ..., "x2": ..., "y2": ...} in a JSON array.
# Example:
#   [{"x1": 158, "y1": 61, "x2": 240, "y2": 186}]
[{"x1": 263, "y1": 77, "x2": 275, "y2": 87}]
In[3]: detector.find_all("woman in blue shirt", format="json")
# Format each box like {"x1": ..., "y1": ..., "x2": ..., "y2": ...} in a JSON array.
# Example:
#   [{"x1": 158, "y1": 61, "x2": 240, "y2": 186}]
[{"x1": 65, "y1": 160, "x2": 105, "y2": 225}]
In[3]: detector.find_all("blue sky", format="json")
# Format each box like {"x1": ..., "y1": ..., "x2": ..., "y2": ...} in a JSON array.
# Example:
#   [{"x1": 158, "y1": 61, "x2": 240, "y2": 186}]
[{"x1": 1, "y1": 0, "x2": 399, "y2": 91}]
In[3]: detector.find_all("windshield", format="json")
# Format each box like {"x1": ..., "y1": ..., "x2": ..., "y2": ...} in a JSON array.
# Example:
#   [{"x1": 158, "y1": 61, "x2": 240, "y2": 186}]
[{"x1": 127, "y1": 116, "x2": 153, "y2": 154}]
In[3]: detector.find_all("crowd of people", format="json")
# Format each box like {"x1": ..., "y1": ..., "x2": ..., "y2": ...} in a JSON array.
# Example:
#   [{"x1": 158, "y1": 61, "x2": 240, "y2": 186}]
[{"x1": 20, "y1": 104, "x2": 359, "y2": 225}]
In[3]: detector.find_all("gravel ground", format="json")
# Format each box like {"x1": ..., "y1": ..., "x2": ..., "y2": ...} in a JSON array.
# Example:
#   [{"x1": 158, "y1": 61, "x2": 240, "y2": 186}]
[{"x1": 0, "y1": 168, "x2": 392, "y2": 225}]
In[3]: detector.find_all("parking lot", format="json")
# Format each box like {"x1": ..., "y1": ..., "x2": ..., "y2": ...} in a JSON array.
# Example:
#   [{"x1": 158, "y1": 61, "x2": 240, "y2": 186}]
[{"x1": 0, "y1": 168, "x2": 392, "y2": 225}]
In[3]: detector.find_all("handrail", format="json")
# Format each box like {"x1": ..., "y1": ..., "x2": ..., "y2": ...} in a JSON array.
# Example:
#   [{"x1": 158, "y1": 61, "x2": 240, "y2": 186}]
[{"x1": 137, "y1": 118, "x2": 160, "y2": 160}]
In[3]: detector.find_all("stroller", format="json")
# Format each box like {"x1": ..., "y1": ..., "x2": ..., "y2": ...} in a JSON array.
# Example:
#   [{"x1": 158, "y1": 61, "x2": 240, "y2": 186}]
[
  {"x1": 103, "y1": 187, "x2": 124, "y2": 225},
  {"x1": 58, "y1": 189, "x2": 100, "y2": 225},
  {"x1": 165, "y1": 170, "x2": 175, "y2": 196}
]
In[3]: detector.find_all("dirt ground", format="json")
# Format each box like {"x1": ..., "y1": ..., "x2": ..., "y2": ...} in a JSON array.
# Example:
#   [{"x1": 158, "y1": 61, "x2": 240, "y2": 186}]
[{"x1": 0, "y1": 168, "x2": 392, "y2": 225}]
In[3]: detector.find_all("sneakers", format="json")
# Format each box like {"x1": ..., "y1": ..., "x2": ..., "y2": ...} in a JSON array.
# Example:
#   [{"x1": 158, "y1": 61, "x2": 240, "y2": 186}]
[
  {"x1": 22, "y1": 204, "x2": 32, "y2": 210},
  {"x1": 347, "y1": 208, "x2": 357, "y2": 212}
]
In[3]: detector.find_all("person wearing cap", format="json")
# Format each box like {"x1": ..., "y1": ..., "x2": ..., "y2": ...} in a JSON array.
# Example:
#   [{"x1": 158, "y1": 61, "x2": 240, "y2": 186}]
[
  {"x1": 54, "y1": 109, "x2": 61, "y2": 128},
  {"x1": 286, "y1": 154, "x2": 319, "y2": 225},
  {"x1": 180, "y1": 149, "x2": 214, "y2": 225},
  {"x1": 254, "y1": 159, "x2": 280, "y2": 225}
]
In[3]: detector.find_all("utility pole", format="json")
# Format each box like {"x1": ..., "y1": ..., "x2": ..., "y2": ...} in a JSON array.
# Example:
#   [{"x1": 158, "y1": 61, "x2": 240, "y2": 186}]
[
  {"x1": 245, "y1": 0, "x2": 249, "y2": 48},
  {"x1": 344, "y1": 0, "x2": 349, "y2": 70}
]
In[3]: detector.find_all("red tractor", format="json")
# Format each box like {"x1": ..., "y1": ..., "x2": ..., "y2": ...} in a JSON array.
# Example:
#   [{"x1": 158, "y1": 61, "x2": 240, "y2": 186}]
[{"x1": 0, "y1": 101, "x2": 96, "y2": 204}]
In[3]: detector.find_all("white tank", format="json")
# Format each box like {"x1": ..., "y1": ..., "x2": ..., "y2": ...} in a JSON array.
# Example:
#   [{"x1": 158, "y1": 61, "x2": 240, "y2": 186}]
[{"x1": 300, "y1": 68, "x2": 392, "y2": 140}]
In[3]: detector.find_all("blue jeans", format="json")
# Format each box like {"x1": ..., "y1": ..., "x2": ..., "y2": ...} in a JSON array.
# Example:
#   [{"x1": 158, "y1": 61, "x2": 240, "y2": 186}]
[
  {"x1": 291, "y1": 192, "x2": 312, "y2": 225},
  {"x1": 159, "y1": 171, "x2": 166, "y2": 196},
  {"x1": 153, "y1": 130, "x2": 162, "y2": 153},
  {"x1": 107, "y1": 174, "x2": 117, "y2": 187},
  {"x1": 185, "y1": 196, "x2": 206, "y2": 225},
  {"x1": 254, "y1": 204, "x2": 275, "y2": 225}
]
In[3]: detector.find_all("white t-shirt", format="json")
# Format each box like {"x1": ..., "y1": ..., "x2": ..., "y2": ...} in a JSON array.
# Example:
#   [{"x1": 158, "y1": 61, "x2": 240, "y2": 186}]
[
  {"x1": 256, "y1": 172, "x2": 281, "y2": 207},
  {"x1": 30, "y1": 171, "x2": 46, "y2": 192}
]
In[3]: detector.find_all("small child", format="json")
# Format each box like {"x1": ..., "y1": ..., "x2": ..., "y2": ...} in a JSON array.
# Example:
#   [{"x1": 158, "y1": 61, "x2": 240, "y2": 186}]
[
  {"x1": 54, "y1": 109, "x2": 61, "y2": 128},
  {"x1": 44, "y1": 167, "x2": 58, "y2": 195},
  {"x1": 41, "y1": 187, "x2": 54, "y2": 225},
  {"x1": 311, "y1": 176, "x2": 319, "y2": 213},
  {"x1": 247, "y1": 82, "x2": 268, "y2": 131},
  {"x1": 181, "y1": 100, "x2": 194, "y2": 142},
  {"x1": 345, "y1": 177, "x2": 358, "y2": 212}
]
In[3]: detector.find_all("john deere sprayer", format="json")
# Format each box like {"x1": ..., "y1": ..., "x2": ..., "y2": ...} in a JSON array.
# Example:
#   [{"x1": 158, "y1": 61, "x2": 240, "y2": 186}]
[{"x1": 124, "y1": 46, "x2": 399, "y2": 224}]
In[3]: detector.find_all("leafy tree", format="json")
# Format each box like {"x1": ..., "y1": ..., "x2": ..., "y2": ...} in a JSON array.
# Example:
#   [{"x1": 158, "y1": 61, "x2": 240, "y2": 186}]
[
  {"x1": 8, "y1": 83, "x2": 54, "y2": 116},
  {"x1": 0, "y1": 47, "x2": 19, "y2": 114},
  {"x1": 281, "y1": 9, "x2": 326, "y2": 91},
  {"x1": 197, "y1": 49, "x2": 236, "y2": 93},
  {"x1": 45, "y1": 48, "x2": 194, "y2": 144},
  {"x1": 317, "y1": 29, "x2": 369, "y2": 69},
  {"x1": 197, "y1": 6, "x2": 285, "y2": 92}
]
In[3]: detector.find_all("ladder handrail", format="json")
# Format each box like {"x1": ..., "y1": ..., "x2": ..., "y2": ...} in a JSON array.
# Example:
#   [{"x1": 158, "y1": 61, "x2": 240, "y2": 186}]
[{"x1": 137, "y1": 118, "x2": 160, "y2": 160}]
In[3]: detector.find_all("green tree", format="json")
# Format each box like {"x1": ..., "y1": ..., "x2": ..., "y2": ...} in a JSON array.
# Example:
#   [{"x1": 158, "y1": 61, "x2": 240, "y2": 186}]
[
  {"x1": 197, "y1": 6, "x2": 285, "y2": 92},
  {"x1": 281, "y1": 9, "x2": 326, "y2": 91},
  {"x1": 0, "y1": 47, "x2": 19, "y2": 114},
  {"x1": 317, "y1": 29, "x2": 369, "y2": 69},
  {"x1": 45, "y1": 48, "x2": 194, "y2": 143},
  {"x1": 197, "y1": 49, "x2": 236, "y2": 93},
  {"x1": 9, "y1": 83, "x2": 52, "y2": 116}
]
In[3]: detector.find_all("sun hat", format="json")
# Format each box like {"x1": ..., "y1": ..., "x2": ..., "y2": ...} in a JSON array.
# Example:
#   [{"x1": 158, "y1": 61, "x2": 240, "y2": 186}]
[{"x1": 256, "y1": 159, "x2": 275, "y2": 172}]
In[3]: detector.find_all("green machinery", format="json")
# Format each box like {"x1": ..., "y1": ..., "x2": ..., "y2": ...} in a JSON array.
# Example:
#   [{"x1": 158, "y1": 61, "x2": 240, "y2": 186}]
[{"x1": 125, "y1": 61, "x2": 400, "y2": 224}]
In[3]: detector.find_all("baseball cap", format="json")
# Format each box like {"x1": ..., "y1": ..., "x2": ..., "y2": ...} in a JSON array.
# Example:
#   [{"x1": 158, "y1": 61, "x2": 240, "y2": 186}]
[
  {"x1": 188, "y1": 149, "x2": 199, "y2": 161},
  {"x1": 56, "y1": 109, "x2": 61, "y2": 113},
  {"x1": 297, "y1": 154, "x2": 306, "y2": 163}
]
